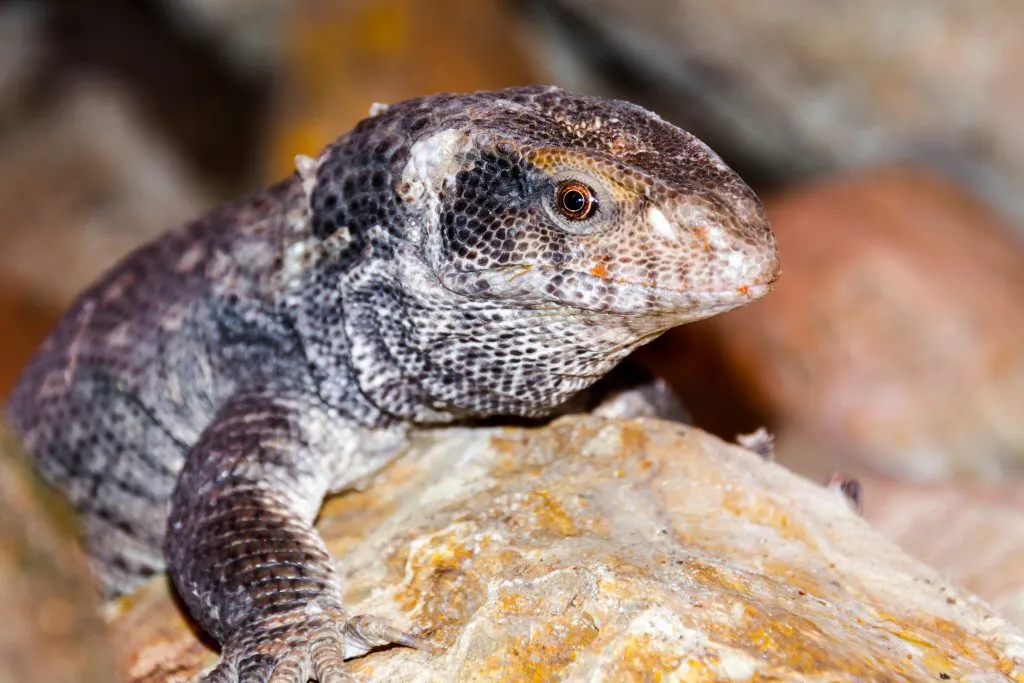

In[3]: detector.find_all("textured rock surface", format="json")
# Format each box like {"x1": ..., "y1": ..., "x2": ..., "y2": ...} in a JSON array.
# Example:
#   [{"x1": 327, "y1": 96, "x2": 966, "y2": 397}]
[
  {"x1": 525, "y1": 0, "x2": 1024, "y2": 228},
  {"x1": 660, "y1": 168, "x2": 1024, "y2": 482},
  {"x1": 0, "y1": 428, "x2": 117, "y2": 683},
  {"x1": 109, "y1": 416, "x2": 1024, "y2": 681}
]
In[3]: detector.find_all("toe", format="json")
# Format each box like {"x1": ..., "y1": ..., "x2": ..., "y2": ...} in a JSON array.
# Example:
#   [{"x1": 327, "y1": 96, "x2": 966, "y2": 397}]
[
  {"x1": 267, "y1": 649, "x2": 308, "y2": 683},
  {"x1": 236, "y1": 653, "x2": 276, "y2": 683},
  {"x1": 310, "y1": 628, "x2": 350, "y2": 682},
  {"x1": 344, "y1": 614, "x2": 440, "y2": 656},
  {"x1": 202, "y1": 659, "x2": 237, "y2": 683}
]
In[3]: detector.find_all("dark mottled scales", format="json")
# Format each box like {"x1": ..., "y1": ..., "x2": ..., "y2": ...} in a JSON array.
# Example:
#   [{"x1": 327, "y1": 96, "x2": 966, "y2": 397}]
[
  {"x1": 5, "y1": 86, "x2": 778, "y2": 682},
  {"x1": 442, "y1": 148, "x2": 539, "y2": 265}
]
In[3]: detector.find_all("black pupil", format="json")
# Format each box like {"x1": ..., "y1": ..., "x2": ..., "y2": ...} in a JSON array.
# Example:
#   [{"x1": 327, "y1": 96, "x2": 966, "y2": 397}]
[{"x1": 562, "y1": 189, "x2": 587, "y2": 213}]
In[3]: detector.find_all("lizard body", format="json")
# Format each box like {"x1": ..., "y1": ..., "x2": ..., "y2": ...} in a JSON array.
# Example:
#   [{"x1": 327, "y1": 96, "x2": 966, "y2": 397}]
[{"x1": 5, "y1": 86, "x2": 778, "y2": 682}]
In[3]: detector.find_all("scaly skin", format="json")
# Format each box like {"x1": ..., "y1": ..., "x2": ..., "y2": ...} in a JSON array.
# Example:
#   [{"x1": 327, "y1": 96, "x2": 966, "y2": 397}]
[{"x1": 5, "y1": 86, "x2": 778, "y2": 682}]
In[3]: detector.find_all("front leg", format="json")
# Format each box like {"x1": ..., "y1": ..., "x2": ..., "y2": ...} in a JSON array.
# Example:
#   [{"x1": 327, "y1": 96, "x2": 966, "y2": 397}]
[{"x1": 166, "y1": 391, "x2": 432, "y2": 683}]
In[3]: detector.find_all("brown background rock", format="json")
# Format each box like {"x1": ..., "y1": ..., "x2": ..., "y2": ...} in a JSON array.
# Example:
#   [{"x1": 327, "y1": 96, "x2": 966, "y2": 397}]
[
  {"x1": 0, "y1": 83, "x2": 211, "y2": 311},
  {"x1": 109, "y1": 417, "x2": 1024, "y2": 681}
]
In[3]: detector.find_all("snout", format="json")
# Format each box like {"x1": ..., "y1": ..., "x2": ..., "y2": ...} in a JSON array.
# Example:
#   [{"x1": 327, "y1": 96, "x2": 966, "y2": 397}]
[{"x1": 645, "y1": 197, "x2": 779, "y2": 306}]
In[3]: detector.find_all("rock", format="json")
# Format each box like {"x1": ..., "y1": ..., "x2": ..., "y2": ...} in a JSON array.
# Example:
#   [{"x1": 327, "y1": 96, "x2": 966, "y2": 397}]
[
  {"x1": 161, "y1": 0, "x2": 287, "y2": 75},
  {"x1": 656, "y1": 168, "x2": 1024, "y2": 482},
  {"x1": 0, "y1": 427, "x2": 117, "y2": 683},
  {"x1": 522, "y1": 0, "x2": 1024, "y2": 229},
  {"x1": 109, "y1": 416, "x2": 1024, "y2": 681},
  {"x1": 42, "y1": 2, "x2": 270, "y2": 185},
  {"x1": 860, "y1": 476, "x2": 1024, "y2": 630},
  {"x1": 264, "y1": 0, "x2": 538, "y2": 178},
  {"x1": 0, "y1": 83, "x2": 212, "y2": 309},
  {"x1": 0, "y1": 2, "x2": 44, "y2": 125}
]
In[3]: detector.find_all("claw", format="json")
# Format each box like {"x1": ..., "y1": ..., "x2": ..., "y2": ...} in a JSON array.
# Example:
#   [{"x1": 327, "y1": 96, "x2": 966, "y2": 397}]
[{"x1": 344, "y1": 614, "x2": 440, "y2": 657}]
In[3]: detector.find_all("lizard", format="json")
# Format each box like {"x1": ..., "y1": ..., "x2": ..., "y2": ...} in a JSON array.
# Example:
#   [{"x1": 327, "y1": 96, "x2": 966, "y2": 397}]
[{"x1": 4, "y1": 85, "x2": 779, "y2": 682}]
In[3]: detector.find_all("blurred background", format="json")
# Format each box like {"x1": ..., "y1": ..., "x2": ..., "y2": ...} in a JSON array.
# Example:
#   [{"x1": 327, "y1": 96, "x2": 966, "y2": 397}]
[{"x1": 0, "y1": 1, "x2": 1022, "y2": 678}]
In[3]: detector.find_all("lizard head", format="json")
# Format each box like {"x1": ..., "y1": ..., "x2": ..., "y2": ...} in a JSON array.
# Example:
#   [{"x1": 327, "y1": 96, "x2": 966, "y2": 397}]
[
  {"x1": 299, "y1": 86, "x2": 779, "y2": 420},
  {"x1": 399, "y1": 86, "x2": 780, "y2": 329}
]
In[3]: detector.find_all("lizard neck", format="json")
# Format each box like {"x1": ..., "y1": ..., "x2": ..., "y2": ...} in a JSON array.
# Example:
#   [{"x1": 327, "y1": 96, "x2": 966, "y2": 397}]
[
  {"x1": 339, "y1": 242, "x2": 651, "y2": 424},
  {"x1": 285, "y1": 229, "x2": 649, "y2": 426}
]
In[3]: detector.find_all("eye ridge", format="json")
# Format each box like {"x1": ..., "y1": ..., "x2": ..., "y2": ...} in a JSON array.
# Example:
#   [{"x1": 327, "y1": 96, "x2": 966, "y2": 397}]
[{"x1": 555, "y1": 180, "x2": 598, "y2": 220}]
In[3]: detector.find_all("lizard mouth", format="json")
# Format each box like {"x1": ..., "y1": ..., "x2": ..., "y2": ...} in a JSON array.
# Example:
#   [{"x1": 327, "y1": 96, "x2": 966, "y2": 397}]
[
  {"x1": 466, "y1": 264, "x2": 774, "y2": 319},
  {"x1": 564, "y1": 271, "x2": 773, "y2": 318}
]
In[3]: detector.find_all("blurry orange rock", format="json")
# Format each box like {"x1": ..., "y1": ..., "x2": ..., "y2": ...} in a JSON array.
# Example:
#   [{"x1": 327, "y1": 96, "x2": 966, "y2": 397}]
[
  {"x1": 660, "y1": 168, "x2": 1024, "y2": 481},
  {"x1": 265, "y1": 0, "x2": 539, "y2": 179}
]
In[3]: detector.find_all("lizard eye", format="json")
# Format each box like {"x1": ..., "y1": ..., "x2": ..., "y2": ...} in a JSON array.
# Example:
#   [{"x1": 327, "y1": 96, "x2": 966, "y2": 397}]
[{"x1": 555, "y1": 181, "x2": 597, "y2": 220}]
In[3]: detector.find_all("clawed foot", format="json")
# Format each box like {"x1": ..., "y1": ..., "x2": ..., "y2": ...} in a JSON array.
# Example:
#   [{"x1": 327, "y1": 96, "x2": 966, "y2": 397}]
[{"x1": 202, "y1": 603, "x2": 437, "y2": 683}]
